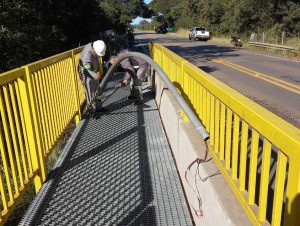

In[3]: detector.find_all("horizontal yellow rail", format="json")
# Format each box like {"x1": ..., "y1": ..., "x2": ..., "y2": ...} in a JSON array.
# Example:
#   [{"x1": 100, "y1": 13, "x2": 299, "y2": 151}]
[
  {"x1": 0, "y1": 46, "x2": 102, "y2": 224},
  {"x1": 150, "y1": 42, "x2": 300, "y2": 226}
]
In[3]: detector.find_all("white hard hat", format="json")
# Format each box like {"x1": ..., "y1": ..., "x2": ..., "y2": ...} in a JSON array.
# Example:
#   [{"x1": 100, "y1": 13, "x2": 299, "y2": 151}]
[{"x1": 93, "y1": 40, "x2": 106, "y2": 56}]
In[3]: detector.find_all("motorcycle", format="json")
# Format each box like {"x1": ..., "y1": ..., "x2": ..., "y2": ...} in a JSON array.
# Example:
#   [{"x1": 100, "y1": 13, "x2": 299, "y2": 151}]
[{"x1": 230, "y1": 36, "x2": 243, "y2": 47}]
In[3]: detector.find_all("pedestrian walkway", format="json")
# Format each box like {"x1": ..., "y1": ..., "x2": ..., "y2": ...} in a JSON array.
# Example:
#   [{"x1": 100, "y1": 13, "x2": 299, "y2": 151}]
[{"x1": 20, "y1": 75, "x2": 192, "y2": 226}]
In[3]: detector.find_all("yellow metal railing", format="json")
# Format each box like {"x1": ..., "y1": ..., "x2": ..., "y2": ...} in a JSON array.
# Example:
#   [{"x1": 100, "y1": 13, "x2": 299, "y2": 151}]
[
  {"x1": 0, "y1": 46, "x2": 102, "y2": 224},
  {"x1": 150, "y1": 42, "x2": 300, "y2": 226}
]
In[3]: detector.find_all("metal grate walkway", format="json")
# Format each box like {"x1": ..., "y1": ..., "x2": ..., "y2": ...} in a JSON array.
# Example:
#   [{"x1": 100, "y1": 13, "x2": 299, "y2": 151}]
[{"x1": 20, "y1": 75, "x2": 192, "y2": 226}]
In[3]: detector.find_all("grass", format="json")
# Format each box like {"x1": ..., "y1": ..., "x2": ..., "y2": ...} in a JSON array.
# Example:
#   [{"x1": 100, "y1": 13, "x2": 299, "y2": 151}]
[
  {"x1": 170, "y1": 28, "x2": 189, "y2": 38},
  {"x1": 171, "y1": 29, "x2": 300, "y2": 60},
  {"x1": 285, "y1": 37, "x2": 300, "y2": 49},
  {"x1": 244, "y1": 45, "x2": 300, "y2": 60},
  {"x1": 211, "y1": 36, "x2": 232, "y2": 46}
]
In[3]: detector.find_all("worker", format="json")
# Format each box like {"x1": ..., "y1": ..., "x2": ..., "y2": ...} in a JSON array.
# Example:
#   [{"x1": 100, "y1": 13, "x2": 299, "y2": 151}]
[
  {"x1": 109, "y1": 49, "x2": 149, "y2": 105},
  {"x1": 78, "y1": 40, "x2": 108, "y2": 114}
]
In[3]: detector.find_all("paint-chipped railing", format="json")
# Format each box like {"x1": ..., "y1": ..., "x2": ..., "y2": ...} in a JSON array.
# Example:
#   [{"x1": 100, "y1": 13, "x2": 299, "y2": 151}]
[
  {"x1": 0, "y1": 47, "x2": 102, "y2": 224},
  {"x1": 150, "y1": 42, "x2": 300, "y2": 226}
]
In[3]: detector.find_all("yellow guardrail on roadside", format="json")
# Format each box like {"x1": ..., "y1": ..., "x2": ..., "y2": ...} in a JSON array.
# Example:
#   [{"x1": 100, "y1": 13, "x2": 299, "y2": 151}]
[
  {"x1": 0, "y1": 47, "x2": 102, "y2": 224},
  {"x1": 150, "y1": 42, "x2": 300, "y2": 226}
]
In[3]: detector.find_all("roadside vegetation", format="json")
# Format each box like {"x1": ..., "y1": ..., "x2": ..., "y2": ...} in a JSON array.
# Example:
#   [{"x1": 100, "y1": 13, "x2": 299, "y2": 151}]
[
  {"x1": 142, "y1": 0, "x2": 299, "y2": 57},
  {"x1": 148, "y1": 0, "x2": 299, "y2": 38}
]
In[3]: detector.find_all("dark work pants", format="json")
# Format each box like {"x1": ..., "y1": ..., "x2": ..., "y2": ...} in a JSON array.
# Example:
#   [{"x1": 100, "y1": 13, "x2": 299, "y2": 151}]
[
  {"x1": 81, "y1": 75, "x2": 102, "y2": 111},
  {"x1": 128, "y1": 64, "x2": 149, "y2": 101}
]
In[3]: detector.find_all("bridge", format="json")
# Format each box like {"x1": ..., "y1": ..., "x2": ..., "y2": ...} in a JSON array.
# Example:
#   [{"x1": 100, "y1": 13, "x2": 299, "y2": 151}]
[{"x1": 0, "y1": 37, "x2": 299, "y2": 226}]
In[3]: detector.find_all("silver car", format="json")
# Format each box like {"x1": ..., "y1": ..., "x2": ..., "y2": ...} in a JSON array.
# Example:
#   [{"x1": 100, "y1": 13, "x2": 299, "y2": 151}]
[{"x1": 189, "y1": 27, "x2": 210, "y2": 41}]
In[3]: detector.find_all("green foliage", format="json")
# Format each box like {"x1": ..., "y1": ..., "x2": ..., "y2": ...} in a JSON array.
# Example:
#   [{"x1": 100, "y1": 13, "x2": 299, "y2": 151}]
[
  {"x1": 150, "y1": 0, "x2": 300, "y2": 37},
  {"x1": 281, "y1": 2, "x2": 300, "y2": 34},
  {"x1": 0, "y1": 0, "x2": 145, "y2": 73},
  {"x1": 0, "y1": 0, "x2": 63, "y2": 72}
]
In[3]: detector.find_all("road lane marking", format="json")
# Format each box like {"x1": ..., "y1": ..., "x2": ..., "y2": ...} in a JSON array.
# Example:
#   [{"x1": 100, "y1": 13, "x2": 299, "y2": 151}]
[{"x1": 212, "y1": 58, "x2": 300, "y2": 95}]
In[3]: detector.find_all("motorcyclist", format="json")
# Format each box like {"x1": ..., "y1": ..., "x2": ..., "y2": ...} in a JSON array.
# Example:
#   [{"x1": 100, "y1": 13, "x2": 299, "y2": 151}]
[{"x1": 230, "y1": 35, "x2": 243, "y2": 47}]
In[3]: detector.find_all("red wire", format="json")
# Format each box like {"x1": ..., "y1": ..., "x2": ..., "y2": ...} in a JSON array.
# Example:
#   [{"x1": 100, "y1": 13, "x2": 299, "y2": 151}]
[{"x1": 184, "y1": 141, "x2": 209, "y2": 218}]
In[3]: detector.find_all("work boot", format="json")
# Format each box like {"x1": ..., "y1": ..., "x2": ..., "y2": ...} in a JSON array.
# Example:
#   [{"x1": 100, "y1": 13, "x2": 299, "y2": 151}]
[
  {"x1": 96, "y1": 107, "x2": 109, "y2": 112},
  {"x1": 134, "y1": 100, "x2": 144, "y2": 105},
  {"x1": 85, "y1": 110, "x2": 97, "y2": 119},
  {"x1": 127, "y1": 95, "x2": 136, "y2": 100}
]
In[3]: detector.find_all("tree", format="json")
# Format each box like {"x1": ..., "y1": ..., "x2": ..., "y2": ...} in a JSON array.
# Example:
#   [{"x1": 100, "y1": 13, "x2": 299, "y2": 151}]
[
  {"x1": 278, "y1": 1, "x2": 300, "y2": 35},
  {"x1": 149, "y1": 0, "x2": 300, "y2": 36},
  {"x1": 99, "y1": 0, "x2": 145, "y2": 33},
  {"x1": 0, "y1": 0, "x2": 147, "y2": 72},
  {"x1": 0, "y1": 0, "x2": 63, "y2": 72}
]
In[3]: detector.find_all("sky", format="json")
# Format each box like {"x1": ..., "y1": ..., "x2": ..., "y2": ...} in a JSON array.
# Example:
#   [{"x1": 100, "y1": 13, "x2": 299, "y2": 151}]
[
  {"x1": 131, "y1": 0, "x2": 153, "y2": 25},
  {"x1": 132, "y1": 17, "x2": 152, "y2": 25}
]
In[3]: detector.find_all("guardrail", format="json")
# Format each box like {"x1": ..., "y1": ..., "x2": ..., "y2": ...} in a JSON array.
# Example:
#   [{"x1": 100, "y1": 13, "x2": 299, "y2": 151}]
[
  {"x1": 0, "y1": 47, "x2": 102, "y2": 224},
  {"x1": 150, "y1": 42, "x2": 300, "y2": 226},
  {"x1": 249, "y1": 41, "x2": 298, "y2": 51}
]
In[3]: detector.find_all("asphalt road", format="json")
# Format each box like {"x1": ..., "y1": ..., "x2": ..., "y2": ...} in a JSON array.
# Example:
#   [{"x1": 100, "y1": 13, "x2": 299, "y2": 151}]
[{"x1": 134, "y1": 31, "x2": 300, "y2": 128}]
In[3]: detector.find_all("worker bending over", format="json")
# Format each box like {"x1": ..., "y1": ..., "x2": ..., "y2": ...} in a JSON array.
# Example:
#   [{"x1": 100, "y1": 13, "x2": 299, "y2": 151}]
[{"x1": 109, "y1": 49, "x2": 149, "y2": 105}]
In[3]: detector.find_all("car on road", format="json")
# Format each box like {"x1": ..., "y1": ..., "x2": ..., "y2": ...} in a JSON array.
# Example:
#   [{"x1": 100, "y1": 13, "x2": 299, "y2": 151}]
[{"x1": 189, "y1": 27, "x2": 210, "y2": 41}]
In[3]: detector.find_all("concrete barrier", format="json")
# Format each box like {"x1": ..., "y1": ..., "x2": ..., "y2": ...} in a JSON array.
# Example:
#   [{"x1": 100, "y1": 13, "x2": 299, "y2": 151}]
[{"x1": 152, "y1": 73, "x2": 252, "y2": 226}]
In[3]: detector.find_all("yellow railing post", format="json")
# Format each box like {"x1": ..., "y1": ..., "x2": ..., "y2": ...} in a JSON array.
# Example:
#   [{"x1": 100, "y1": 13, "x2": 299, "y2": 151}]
[
  {"x1": 22, "y1": 66, "x2": 46, "y2": 192},
  {"x1": 284, "y1": 157, "x2": 300, "y2": 226},
  {"x1": 71, "y1": 51, "x2": 82, "y2": 124},
  {"x1": 149, "y1": 42, "x2": 153, "y2": 58},
  {"x1": 181, "y1": 60, "x2": 189, "y2": 122}
]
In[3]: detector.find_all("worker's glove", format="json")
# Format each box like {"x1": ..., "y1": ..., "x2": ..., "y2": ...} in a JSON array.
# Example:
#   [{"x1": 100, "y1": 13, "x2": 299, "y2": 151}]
[
  {"x1": 121, "y1": 80, "x2": 128, "y2": 86},
  {"x1": 95, "y1": 72, "x2": 100, "y2": 81}
]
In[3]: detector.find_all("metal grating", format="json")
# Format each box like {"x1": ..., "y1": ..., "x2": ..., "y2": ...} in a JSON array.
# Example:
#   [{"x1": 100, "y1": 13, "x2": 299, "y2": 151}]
[{"x1": 20, "y1": 75, "x2": 192, "y2": 226}]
